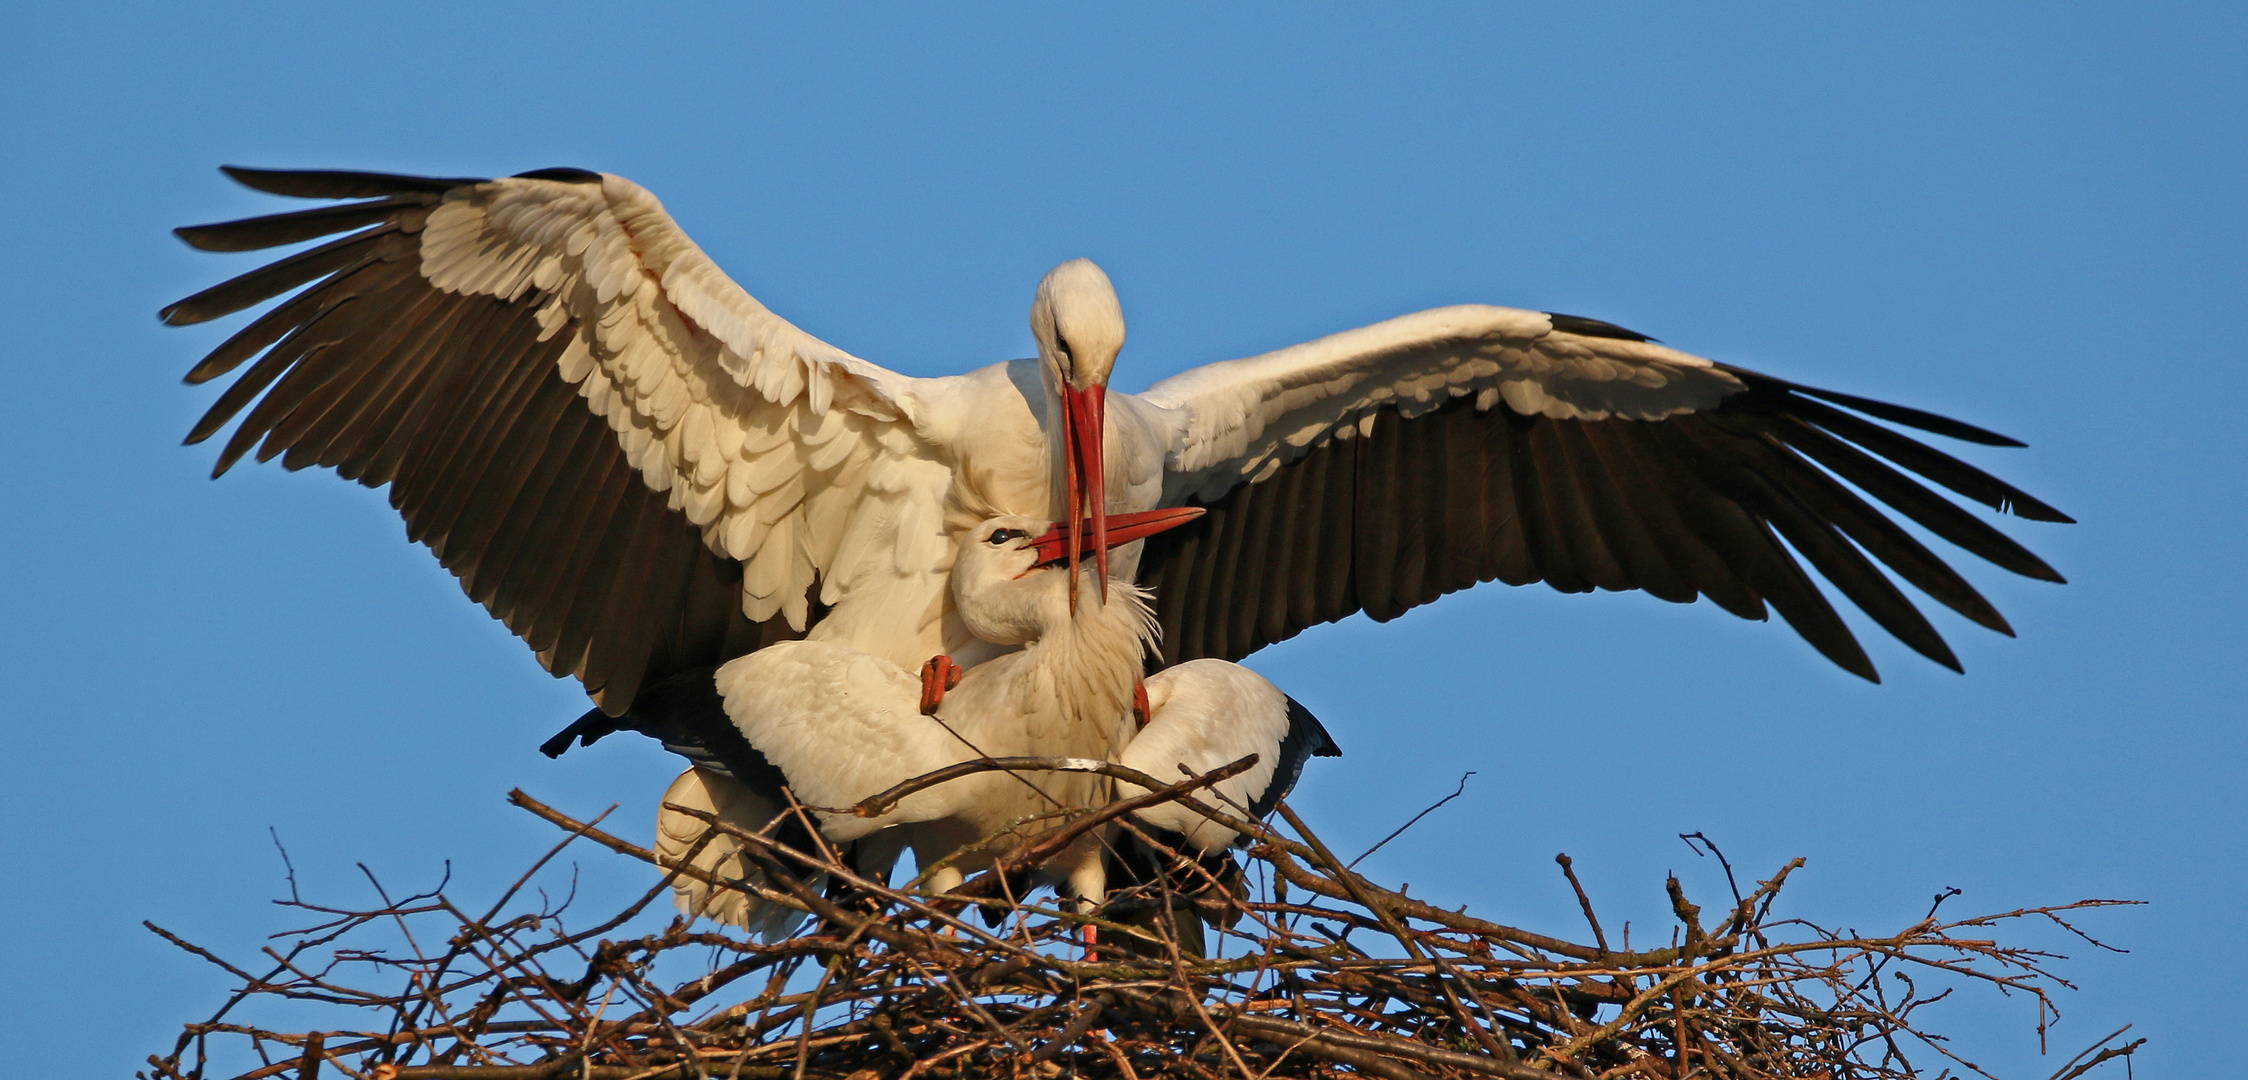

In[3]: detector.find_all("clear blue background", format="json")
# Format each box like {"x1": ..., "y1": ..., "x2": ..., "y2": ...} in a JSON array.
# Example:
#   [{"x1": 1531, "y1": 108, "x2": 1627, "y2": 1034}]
[{"x1": 3, "y1": 4, "x2": 2239, "y2": 1076}]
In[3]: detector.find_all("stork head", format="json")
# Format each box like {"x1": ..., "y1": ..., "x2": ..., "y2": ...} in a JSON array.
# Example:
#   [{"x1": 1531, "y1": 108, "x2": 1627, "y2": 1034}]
[
  {"x1": 1029, "y1": 259, "x2": 1126, "y2": 605},
  {"x1": 1031, "y1": 258, "x2": 1125, "y2": 393},
  {"x1": 953, "y1": 508, "x2": 1202, "y2": 645}
]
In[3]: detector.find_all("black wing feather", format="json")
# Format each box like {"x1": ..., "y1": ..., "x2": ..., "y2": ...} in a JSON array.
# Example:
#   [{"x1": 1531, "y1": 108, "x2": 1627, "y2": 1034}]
[
  {"x1": 167, "y1": 167, "x2": 797, "y2": 714},
  {"x1": 1140, "y1": 369, "x2": 2067, "y2": 681}
]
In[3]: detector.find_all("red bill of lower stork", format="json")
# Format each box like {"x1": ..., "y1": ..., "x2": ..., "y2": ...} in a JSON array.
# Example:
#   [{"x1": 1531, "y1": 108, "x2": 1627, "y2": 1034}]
[{"x1": 167, "y1": 166, "x2": 2073, "y2": 722}]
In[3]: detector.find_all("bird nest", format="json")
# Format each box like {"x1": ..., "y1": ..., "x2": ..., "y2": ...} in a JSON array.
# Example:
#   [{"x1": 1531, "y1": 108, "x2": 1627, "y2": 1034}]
[{"x1": 144, "y1": 760, "x2": 2139, "y2": 1080}]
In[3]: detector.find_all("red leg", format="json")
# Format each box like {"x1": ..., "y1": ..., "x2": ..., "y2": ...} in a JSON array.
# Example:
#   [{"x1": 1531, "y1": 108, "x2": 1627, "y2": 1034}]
[{"x1": 919, "y1": 655, "x2": 963, "y2": 715}]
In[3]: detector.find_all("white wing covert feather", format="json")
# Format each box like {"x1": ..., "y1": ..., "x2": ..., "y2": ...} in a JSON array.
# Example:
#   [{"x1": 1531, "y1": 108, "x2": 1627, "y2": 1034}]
[
  {"x1": 711, "y1": 641, "x2": 969, "y2": 841},
  {"x1": 1141, "y1": 305, "x2": 1746, "y2": 504},
  {"x1": 418, "y1": 174, "x2": 950, "y2": 629},
  {"x1": 1116, "y1": 660, "x2": 1292, "y2": 852}
]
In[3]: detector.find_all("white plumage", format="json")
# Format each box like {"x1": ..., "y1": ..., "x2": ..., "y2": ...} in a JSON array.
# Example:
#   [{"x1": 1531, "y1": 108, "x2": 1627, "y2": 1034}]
[
  {"x1": 1139, "y1": 305, "x2": 1743, "y2": 502},
  {"x1": 1119, "y1": 659, "x2": 1328, "y2": 855},
  {"x1": 652, "y1": 766, "x2": 806, "y2": 940},
  {"x1": 654, "y1": 514, "x2": 1331, "y2": 934}
]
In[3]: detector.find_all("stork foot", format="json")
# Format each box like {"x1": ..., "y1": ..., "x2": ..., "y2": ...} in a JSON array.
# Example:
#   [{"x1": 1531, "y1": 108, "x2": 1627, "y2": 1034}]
[{"x1": 919, "y1": 655, "x2": 964, "y2": 715}]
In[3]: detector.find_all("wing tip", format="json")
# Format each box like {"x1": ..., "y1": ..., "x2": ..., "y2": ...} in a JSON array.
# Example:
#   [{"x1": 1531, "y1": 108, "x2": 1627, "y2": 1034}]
[
  {"x1": 2000, "y1": 545, "x2": 2069, "y2": 583},
  {"x1": 218, "y1": 164, "x2": 488, "y2": 199},
  {"x1": 1544, "y1": 311, "x2": 1659, "y2": 344},
  {"x1": 2006, "y1": 498, "x2": 2076, "y2": 525},
  {"x1": 1792, "y1": 382, "x2": 2029, "y2": 448},
  {"x1": 182, "y1": 360, "x2": 227, "y2": 387},
  {"x1": 512, "y1": 167, "x2": 604, "y2": 184},
  {"x1": 1752, "y1": 374, "x2": 2077, "y2": 530},
  {"x1": 1809, "y1": 627, "x2": 1881, "y2": 683}
]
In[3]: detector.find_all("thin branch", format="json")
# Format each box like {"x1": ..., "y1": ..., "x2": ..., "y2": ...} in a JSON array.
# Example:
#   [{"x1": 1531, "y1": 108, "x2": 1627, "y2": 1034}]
[
  {"x1": 142, "y1": 772, "x2": 2138, "y2": 1080},
  {"x1": 1349, "y1": 771, "x2": 1474, "y2": 869}
]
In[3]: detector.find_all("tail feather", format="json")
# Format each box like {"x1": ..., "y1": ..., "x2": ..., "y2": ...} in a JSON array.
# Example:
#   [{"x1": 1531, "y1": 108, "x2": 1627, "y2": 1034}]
[{"x1": 654, "y1": 768, "x2": 814, "y2": 941}]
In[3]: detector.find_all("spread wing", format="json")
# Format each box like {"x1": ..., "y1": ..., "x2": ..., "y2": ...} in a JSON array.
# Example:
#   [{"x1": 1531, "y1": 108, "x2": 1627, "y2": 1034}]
[
  {"x1": 166, "y1": 167, "x2": 955, "y2": 712},
  {"x1": 1136, "y1": 306, "x2": 2071, "y2": 680}
]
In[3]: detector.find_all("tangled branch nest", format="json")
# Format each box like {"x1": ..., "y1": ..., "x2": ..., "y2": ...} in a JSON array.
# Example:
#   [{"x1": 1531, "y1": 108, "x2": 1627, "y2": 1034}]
[{"x1": 144, "y1": 761, "x2": 2140, "y2": 1080}]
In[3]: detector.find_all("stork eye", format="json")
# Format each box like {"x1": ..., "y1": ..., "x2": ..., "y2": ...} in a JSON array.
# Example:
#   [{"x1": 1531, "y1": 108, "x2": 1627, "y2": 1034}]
[{"x1": 988, "y1": 528, "x2": 1029, "y2": 545}]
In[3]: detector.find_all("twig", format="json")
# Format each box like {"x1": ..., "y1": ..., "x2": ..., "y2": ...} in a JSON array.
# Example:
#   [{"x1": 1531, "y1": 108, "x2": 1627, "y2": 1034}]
[
  {"x1": 1554, "y1": 854, "x2": 1609, "y2": 956},
  {"x1": 1349, "y1": 772, "x2": 1474, "y2": 869}
]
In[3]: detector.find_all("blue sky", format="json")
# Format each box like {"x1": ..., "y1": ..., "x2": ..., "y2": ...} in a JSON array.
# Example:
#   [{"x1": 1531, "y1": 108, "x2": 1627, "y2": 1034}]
[{"x1": 3, "y1": 3, "x2": 2241, "y2": 1075}]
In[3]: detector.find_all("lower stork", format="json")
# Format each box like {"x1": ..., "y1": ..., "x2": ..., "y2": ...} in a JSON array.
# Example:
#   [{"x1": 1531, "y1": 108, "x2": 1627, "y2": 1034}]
[{"x1": 618, "y1": 508, "x2": 1332, "y2": 937}]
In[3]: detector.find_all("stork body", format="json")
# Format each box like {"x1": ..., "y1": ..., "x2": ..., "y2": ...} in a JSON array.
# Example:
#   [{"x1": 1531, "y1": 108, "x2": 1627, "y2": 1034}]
[
  {"x1": 710, "y1": 517, "x2": 1159, "y2": 904},
  {"x1": 640, "y1": 511, "x2": 1169, "y2": 929},
  {"x1": 640, "y1": 511, "x2": 1334, "y2": 934},
  {"x1": 170, "y1": 166, "x2": 2074, "y2": 730}
]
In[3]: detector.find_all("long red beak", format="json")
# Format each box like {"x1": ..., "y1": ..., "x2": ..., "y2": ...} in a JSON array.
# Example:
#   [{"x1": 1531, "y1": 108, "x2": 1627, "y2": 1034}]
[
  {"x1": 1057, "y1": 384, "x2": 1108, "y2": 604},
  {"x1": 1030, "y1": 506, "x2": 1204, "y2": 570}
]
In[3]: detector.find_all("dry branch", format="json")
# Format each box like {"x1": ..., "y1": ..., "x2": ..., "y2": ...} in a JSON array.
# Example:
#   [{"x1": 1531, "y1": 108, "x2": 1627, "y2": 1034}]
[{"x1": 143, "y1": 764, "x2": 2139, "y2": 1080}]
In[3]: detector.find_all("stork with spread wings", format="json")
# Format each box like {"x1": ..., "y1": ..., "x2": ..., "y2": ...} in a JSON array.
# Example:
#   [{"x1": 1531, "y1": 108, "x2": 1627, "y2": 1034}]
[{"x1": 166, "y1": 166, "x2": 2070, "y2": 720}]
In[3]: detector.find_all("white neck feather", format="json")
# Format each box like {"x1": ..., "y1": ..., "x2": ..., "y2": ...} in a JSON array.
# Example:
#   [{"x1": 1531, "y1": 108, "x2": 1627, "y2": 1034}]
[{"x1": 985, "y1": 573, "x2": 1158, "y2": 746}]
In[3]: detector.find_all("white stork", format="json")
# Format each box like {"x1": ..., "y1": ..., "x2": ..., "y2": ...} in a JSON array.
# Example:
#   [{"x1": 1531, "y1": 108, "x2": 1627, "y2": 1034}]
[
  {"x1": 636, "y1": 508, "x2": 1334, "y2": 935},
  {"x1": 166, "y1": 166, "x2": 2072, "y2": 725}
]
